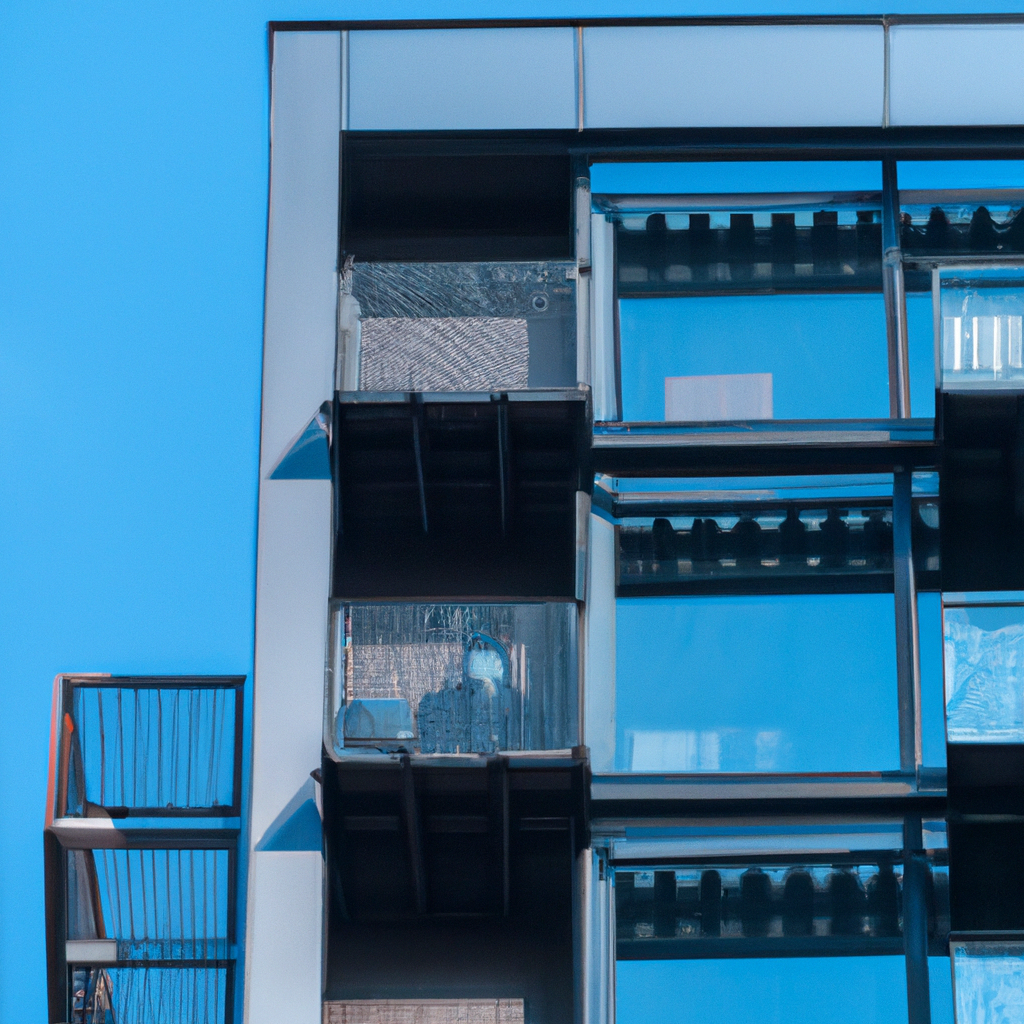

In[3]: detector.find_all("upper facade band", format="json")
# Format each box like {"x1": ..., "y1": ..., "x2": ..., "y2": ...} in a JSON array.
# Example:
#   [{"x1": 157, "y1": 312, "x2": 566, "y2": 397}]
[{"x1": 282, "y1": 19, "x2": 1024, "y2": 132}]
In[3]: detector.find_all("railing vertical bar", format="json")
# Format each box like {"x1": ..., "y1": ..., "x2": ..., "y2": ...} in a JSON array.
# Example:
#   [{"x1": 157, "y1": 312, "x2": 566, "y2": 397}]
[
  {"x1": 116, "y1": 689, "x2": 125, "y2": 808},
  {"x1": 96, "y1": 690, "x2": 106, "y2": 808}
]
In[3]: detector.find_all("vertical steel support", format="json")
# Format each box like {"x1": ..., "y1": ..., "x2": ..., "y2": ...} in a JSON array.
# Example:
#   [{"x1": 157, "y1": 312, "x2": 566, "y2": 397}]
[
  {"x1": 400, "y1": 755, "x2": 427, "y2": 916},
  {"x1": 903, "y1": 816, "x2": 933, "y2": 1024},
  {"x1": 883, "y1": 157, "x2": 911, "y2": 418},
  {"x1": 574, "y1": 843, "x2": 590, "y2": 1024},
  {"x1": 894, "y1": 469, "x2": 922, "y2": 772},
  {"x1": 884, "y1": 156, "x2": 922, "y2": 774},
  {"x1": 576, "y1": 175, "x2": 593, "y2": 388},
  {"x1": 577, "y1": 846, "x2": 614, "y2": 1024},
  {"x1": 932, "y1": 267, "x2": 943, "y2": 436},
  {"x1": 410, "y1": 396, "x2": 429, "y2": 535},
  {"x1": 331, "y1": 391, "x2": 343, "y2": 584}
]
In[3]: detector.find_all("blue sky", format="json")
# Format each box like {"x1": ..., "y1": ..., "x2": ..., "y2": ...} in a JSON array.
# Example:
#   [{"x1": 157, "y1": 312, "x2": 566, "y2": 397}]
[{"x1": 0, "y1": 1, "x2": 994, "y2": 1018}]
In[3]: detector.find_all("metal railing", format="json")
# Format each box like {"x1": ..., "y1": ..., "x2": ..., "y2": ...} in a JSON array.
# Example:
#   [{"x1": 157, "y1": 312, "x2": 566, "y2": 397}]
[
  {"x1": 52, "y1": 676, "x2": 243, "y2": 820},
  {"x1": 46, "y1": 676, "x2": 242, "y2": 1024}
]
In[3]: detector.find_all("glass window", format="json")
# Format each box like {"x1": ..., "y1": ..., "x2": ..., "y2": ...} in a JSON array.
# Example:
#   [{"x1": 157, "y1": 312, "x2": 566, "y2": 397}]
[
  {"x1": 618, "y1": 292, "x2": 891, "y2": 421},
  {"x1": 952, "y1": 940, "x2": 1024, "y2": 1023},
  {"x1": 616, "y1": 957, "x2": 909, "y2": 1024},
  {"x1": 593, "y1": 162, "x2": 891, "y2": 424},
  {"x1": 325, "y1": 601, "x2": 578, "y2": 757},
  {"x1": 897, "y1": 161, "x2": 1024, "y2": 192},
  {"x1": 943, "y1": 595, "x2": 1024, "y2": 744},
  {"x1": 617, "y1": 862, "x2": 907, "y2": 948},
  {"x1": 936, "y1": 267, "x2": 1024, "y2": 391},
  {"x1": 919, "y1": 592, "x2": 948, "y2": 769},
  {"x1": 931, "y1": 956, "x2": 956, "y2": 1024},
  {"x1": 613, "y1": 474, "x2": 895, "y2": 593},
  {"x1": 614, "y1": 593, "x2": 900, "y2": 773},
  {"x1": 907, "y1": 290, "x2": 937, "y2": 418},
  {"x1": 592, "y1": 161, "x2": 883, "y2": 195}
]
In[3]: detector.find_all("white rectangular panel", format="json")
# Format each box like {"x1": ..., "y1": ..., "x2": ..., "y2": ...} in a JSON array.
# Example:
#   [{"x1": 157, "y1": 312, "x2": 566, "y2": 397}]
[
  {"x1": 66, "y1": 939, "x2": 117, "y2": 964},
  {"x1": 665, "y1": 373, "x2": 773, "y2": 422},
  {"x1": 890, "y1": 25, "x2": 1024, "y2": 127},
  {"x1": 583, "y1": 25, "x2": 884, "y2": 128},
  {"x1": 349, "y1": 28, "x2": 577, "y2": 130},
  {"x1": 244, "y1": 853, "x2": 323, "y2": 1024}
]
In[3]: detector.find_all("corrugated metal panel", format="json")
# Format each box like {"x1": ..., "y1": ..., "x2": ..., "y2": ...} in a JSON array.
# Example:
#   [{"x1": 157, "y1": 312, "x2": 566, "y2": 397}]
[
  {"x1": 348, "y1": 28, "x2": 576, "y2": 130},
  {"x1": 582, "y1": 25, "x2": 884, "y2": 128},
  {"x1": 324, "y1": 1000, "x2": 525, "y2": 1023}
]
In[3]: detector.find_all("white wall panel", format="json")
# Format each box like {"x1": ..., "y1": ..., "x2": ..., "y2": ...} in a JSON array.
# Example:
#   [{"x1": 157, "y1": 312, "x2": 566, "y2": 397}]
[
  {"x1": 582, "y1": 25, "x2": 884, "y2": 128},
  {"x1": 349, "y1": 28, "x2": 577, "y2": 130},
  {"x1": 245, "y1": 855, "x2": 323, "y2": 1024},
  {"x1": 248, "y1": 30, "x2": 339, "y2": 1024},
  {"x1": 890, "y1": 25, "x2": 1024, "y2": 127}
]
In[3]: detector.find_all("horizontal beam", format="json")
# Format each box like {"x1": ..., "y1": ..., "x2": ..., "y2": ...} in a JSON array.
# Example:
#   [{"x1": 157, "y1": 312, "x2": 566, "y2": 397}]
[{"x1": 617, "y1": 935, "x2": 906, "y2": 959}]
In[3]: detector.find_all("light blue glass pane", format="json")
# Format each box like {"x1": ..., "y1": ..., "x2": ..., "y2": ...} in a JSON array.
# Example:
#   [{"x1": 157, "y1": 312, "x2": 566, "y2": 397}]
[
  {"x1": 931, "y1": 956, "x2": 955, "y2": 1024},
  {"x1": 611, "y1": 474, "x2": 893, "y2": 498},
  {"x1": 615, "y1": 594, "x2": 899, "y2": 772},
  {"x1": 898, "y1": 160, "x2": 1024, "y2": 191},
  {"x1": 944, "y1": 603, "x2": 1024, "y2": 743},
  {"x1": 619, "y1": 294, "x2": 890, "y2": 421},
  {"x1": 919, "y1": 592, "x2": 947, "y2": 768},
  {"x1": 616, "y1": 957, "x2": 908, "y2": 1024},
  {"x1": 908, "y1": 291, "x2": 936, "y2": 418},
  {"x1": 953, "y1": 942, "x2": 1024, "y2": 1023},
  {"x1": 591, "y1": 161, "x2": 882, "y2": 195}
]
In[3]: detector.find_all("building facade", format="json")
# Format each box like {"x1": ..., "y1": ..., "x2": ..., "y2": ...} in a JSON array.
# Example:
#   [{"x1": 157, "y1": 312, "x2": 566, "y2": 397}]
[{"x1": 36, "y1": 14, "x2": 1024, "y2": 1024}]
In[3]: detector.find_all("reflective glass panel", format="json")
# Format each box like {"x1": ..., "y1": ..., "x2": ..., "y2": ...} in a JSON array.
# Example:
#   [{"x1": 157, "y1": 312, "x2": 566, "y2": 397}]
[
  {"x1": 613, "y1": 475, "x2": 895, "y2": 593},
  {"x1": 616, "y1": 957, "x2": 908, "y2": 1024},
  {"x1": 937, "y1": 267, "x2": 1024, "y2": 391},
  {"x1": 931, "y1": 956, "x2": 956, "y2": 1024},
  {"x1": 618, "y1": 293, "x2": 890, "y2": 421},
  {"x1": 943, "y1": 597, "x2": 1024, "y2": 743},
  {"x1": 325, "y1": 601, "x2": 577, "y2": 757},
  {"x1": 952, "y1": 941, "x2": 1024, "y2": 1024},
  {"x1": 902, "y1": 201, "x2": 1024, "y2": 260},
  {"x1": 615, "y1": 594, "x2": 899, "y2": 772},
  {"x1": 919, "y1": 592, "x2": 948, "y2": 768},
  {"x1": 617, "y1": 861, "x2": 906, "y2": 947},
  {"x1": 592, "y1": 161, "x2": 883, "y2": 195},
  {"x1": 908, "y1": 290, "x2": 937, "y2": 418},
  {"x1": 898, "y1": 161, "x2": 1024, "y2": 192}
]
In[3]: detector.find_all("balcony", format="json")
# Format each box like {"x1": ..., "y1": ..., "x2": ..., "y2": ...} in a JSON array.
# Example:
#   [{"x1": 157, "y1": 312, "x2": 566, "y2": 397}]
[
  {"x1": 45, "y1": 676, "x2": 242, "y2": 1024},
  {"x1": 325, "y1": 601, "x2": 578, "y2": 760}
]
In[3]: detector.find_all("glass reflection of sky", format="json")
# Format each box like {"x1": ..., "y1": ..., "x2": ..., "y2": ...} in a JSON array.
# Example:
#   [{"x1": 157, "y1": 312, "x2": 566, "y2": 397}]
[
  {"x1": 617, "y1": 957, "x2": 908, "y2": 1024},
  {"x1": 918, "y1": 592, "x2": 948, "y2": 768},
  {"x1": 953, "y1": 943, "x2": 1024, "y2": 1024},
  {"x1": 619, "y1": 294, "x2": 890, "y2": 422},
  {"x1": 615, "y1": 594, "x2": 899, "y2": 773},
  {"x1": 944, "y1": 603, "x2": 1024, "y2": 744},
  {"x1": 591, "y1": 160, "x2": 884, "y2": 195}
]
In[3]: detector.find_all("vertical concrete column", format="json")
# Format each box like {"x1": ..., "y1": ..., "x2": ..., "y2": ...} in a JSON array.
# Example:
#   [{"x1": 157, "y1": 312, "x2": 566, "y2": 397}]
[{"x1": 245, "y1": 30, "x2": 341, "y2": 1024}]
